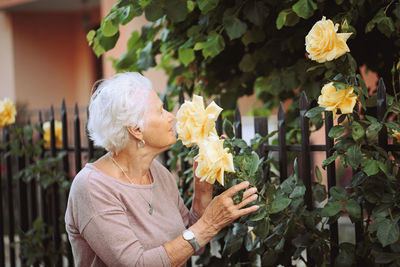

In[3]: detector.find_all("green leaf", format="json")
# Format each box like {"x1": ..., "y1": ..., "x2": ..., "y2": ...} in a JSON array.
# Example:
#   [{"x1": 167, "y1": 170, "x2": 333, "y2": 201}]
[
  {"x1": 138, "y1": 0, "x2": 151, "y2": 8},
  {"x1": 305, "y1": 106, "x2": 324, "y2": 118},
  {"x1": 344, "y1": 199, "x2": 361, "y2": 219},
  {"x1": 101, "y1": 13, "x2": 119, "y2": 37},
  {"x1": 249, "y1": 208, "x2": 267, "y2": 221},
  {"x1": 313, "y1": 183, "x2": 326, "y2": 202},
  {"x1": 366, "y1": 122, "x2": 382, "y2": 143},
  {"x1": 98, "y1": 31, "x2": 120, "y2": 51},
  {"x1": 239, "y1": 54, "x2": 256, "y2": 72},
  {"x1": 87, "y1": 30, "x2": 96, "y2": 45},
  {"x1": 246, "y1": 152, "x2": 260, "y2": 176},
  {"x1": 187, "y1": 0, "x2": 195, "y2": 12},
  {"x1": 292, "y1": 0, "x2": 317, "y2": 19},
  {"x1": 198, "y1": 0, "x2": 219, "y2": 14},
  {"x1": 222, "y1": 228, "x2": 243, "y2": 255},
  {"x1": 321, "y1": 201, "x2": 342, "y2": 217},
  {"x1": 262, "y1": 249, "x2": 278, "y2": 266},
  {"x1": 241, "y1": 27, "x2": 265, "y2": 46},
  {"x1": 223, "y1": 11, "x2": 248, "y2": 40},
  {"x1": 315, "y1": 166, "x2": 323, "y2": 183},
  {"x1": 244, "y1": 1, "x2": 269, "y2": 26},
  {"x1": 346, "y1": 171, "x2": 367, "y2": 188},
  {"x1": 363, "y1": 159, "x2": 379, "y2": 176},
  {"x1": 165, "y1": 0, "x2": 188, "y2": 23},
  {"x1": 194, "y1": 32, "x2": 225, "y2": 58},
  {"x1": 178, "y1": 47, "x2": 195, "y2": 66},
  {"x1": 144, "y1": 0, "x2": 164, "y2": 21},
  {"x1": 223, "y1": 119, "x2": 234, "y2": 138},
  {"x1": 351, "y1": 121, "x2": 364, "y2": 141},
  {"x1": 377, "y1": 219, "x2": 400, "y2": 247},
  {"x1": 254, "y1": 218, "x2": 270, "y2": 239},
  {"x1": 290, "y1": 185, "x2": 306, "y2": 198},
  {"x1": 330, "y1": 186, "x2": 347, "y2": 201},
  {"x1": 322, "y1": 151, "x2": 338, "y2": 169},
  {"x1": 137, "y1": 42, "x2": 155, "y2": 70},
  {"x1": 276, "y1": 9, "x2": 300, "y2": 30},
  {"x1": 270, "y1": 198, "x2": 291, "y2": 214},
  {"x1": 347, "y1": 145, "x2": 361, "y2": 169},
  {"x1": 333, "y1": 82, "x2": 349, "y2": 90},
  {"x1": 328, "y1": 125, "x2": 345, "y2": 138},
  {"x1": 276, "y1": 9, "x2": 289, "y2": 30}
]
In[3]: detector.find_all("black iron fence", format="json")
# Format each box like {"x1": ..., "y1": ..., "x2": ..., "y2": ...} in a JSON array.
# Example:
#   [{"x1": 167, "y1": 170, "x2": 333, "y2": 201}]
[{"x1": 0, "y1": 78, "x2": 397, "y2": 266}]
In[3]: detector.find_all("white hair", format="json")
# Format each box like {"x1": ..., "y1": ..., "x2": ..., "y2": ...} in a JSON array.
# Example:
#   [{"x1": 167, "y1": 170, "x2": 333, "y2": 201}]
[{"x1": 87, "y1": 72, "x2": 153, "y2": 153}]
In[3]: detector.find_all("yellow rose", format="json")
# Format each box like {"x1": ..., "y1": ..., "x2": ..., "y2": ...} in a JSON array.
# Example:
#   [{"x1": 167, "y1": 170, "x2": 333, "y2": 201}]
[
  {"x1": 318, "y1": 82, "x2": 357, "y2": 115},
  {"x1": 195, "y1": 133, "x2": 235, "y2": 186},
  {"x1": 43, "y1": 121, "x2": 63, "y2": 148},
  {"x1": 393, "y1": 130, "x2": 400, "y2": 143},
  {"x1": 0, "y1": 98, "x2": 17, "y2": 128},
  {"x1": 176, "y1": 95, "x2": 223, "y2": 147},
  {"x1": 305, "y1": 16, "x2": 352, "y2": 63}
]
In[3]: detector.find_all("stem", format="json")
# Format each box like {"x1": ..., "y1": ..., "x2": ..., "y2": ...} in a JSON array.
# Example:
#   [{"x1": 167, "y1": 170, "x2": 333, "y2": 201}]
[
  {"x1": 384, "y1": 0, "x2": 395, "y2": 14},
  {"x1": 389, "y1": 208, "x2": 394, "y2": 221},
  {"x1": 248, "y1": 182, "x2": 267, "y2": 201},
  {"x1": 392, "y1": 63, "x2": 399, "y2": 104}
]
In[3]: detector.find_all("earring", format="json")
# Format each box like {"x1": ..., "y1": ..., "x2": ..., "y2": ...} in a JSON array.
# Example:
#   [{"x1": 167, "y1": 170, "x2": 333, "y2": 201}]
[{"x1": 137, "y1": 139, "x2": 146, "y2": 148}]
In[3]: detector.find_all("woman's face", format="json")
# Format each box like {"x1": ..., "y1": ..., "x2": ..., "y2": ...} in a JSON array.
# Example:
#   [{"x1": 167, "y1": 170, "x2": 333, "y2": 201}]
[{"x1": 141, "y1": 90, "x2": 176, "y2": 150}]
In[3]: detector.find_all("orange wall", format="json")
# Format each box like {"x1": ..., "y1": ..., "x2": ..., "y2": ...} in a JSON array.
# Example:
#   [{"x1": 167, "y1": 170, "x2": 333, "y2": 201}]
[{"x1": 11, "y1": 10, "x2": 99, "y2": 110}]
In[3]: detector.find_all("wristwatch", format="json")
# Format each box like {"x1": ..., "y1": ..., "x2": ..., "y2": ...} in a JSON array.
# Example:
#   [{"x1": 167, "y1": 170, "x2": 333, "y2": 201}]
[{"x1": 182, "y1": 229, "x2": 201, "y2": 252}]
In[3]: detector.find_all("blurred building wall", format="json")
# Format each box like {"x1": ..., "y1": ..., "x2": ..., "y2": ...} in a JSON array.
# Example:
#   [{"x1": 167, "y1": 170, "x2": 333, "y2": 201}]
[
  {"x1": 12, "y1": 10, "x2": 99, "y2": 110},
  {"x1": 0, "y1": 11, "x2": 15, "y2": 102}
]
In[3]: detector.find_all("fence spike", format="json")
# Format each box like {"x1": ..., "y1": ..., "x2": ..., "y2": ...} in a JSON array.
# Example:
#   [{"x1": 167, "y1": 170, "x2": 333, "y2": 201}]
[
  {"x1": 299, "y1": 91, "x2": 308, "y2": 111},
  {"x1": 234, "y1": 107, "x2": 242, "y2": 139},
  {"x1": 278, "y1": 102, "x2": 285, "y2": 121},
  {"x1": 74, "y1": 103, "x2": 82, "y2": 172},
  {"x1": 377, "y1": 78, "x2": 388, "y2": 151},
  {"x1": 215, "y1": 98, "x2": 223, "y2": 136},
  {"x1": 179, "y1": 89, "x2": 184, "y2": 105},
  {"x1": 278, "y1": 102, "x2": 287, "y2": 181},
  {"x1": 163, "y1": 94, "x2": 169, "y2": 111}
]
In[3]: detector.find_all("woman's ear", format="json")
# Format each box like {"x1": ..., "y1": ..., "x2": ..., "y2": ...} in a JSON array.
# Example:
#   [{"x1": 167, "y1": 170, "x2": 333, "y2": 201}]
[{"x1": 126, "y1": 126, "x2": 143, "y2": 141}]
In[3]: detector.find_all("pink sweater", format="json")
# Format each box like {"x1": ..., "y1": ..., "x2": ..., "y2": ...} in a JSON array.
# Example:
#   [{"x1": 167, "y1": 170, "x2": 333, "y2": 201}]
[{"x1": 65, "y1": 159, "x2": 200, "y2": 267}]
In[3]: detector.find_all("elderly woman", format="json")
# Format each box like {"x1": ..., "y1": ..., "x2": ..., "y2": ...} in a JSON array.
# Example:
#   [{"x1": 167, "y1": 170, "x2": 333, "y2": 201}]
[{"x1": 65, "y1": 72, "x2": 259, "y2": 267}]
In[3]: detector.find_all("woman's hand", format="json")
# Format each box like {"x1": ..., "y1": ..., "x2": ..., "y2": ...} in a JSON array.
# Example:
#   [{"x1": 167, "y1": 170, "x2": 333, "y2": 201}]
[
  {"x1": 190, "y1": 181, "x2": 259, "y2": 246},
  {"x1": 192, "y1": 160, "x2": 214, "y2": 216}
]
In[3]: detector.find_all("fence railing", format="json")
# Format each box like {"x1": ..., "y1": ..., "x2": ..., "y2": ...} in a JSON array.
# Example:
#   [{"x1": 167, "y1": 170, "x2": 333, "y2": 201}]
[{"x1": 0, "y1": 78, "x2": 397, "y2": 266}]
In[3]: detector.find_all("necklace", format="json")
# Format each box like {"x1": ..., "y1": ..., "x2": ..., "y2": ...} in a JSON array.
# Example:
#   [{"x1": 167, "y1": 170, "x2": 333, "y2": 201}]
[{"x1": 108, "y1": 153, "x2": 154, "y2": 215}]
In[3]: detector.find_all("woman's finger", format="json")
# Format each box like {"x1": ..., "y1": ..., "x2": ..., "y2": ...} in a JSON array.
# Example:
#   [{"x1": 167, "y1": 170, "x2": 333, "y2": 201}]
[
  {"x1": 237, "y1": 194, "x2": 258, "y2": 209},
  {"x1": 242, "y1": 187, "x2": 257, "y2": 200},
  {"x1": 223, "y1": 181, "x2": 250, "y2": 197},
  {"x1": 236, "y1": 205, "x2": 259, "y2": 217}
]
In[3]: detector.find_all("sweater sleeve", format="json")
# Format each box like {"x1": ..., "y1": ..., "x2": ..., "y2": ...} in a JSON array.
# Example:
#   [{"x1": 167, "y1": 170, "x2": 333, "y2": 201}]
[
  {"x1": 177, "y1": 195, "x2": 201, "y2": 228},
  {"x1": 82, "y1": 211, "x2": 171, "y2": 267}
]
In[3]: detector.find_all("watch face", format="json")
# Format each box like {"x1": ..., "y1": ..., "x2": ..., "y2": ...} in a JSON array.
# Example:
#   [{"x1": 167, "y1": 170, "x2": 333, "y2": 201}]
[{"x1": 183, "y1": 230, "x2": 194, "y2": 240}]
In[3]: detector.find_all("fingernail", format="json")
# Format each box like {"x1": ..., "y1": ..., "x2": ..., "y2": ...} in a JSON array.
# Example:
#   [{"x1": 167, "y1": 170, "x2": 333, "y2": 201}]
[
  {"x1": 244, "y1": 181, "x2": 250, "y2": 186},
  {"x1": 250, "y1": 187, "x2": 257, "y2": 193},
  {"x1": 254, "y1": 205, "x2": 259, "y2": 209}
]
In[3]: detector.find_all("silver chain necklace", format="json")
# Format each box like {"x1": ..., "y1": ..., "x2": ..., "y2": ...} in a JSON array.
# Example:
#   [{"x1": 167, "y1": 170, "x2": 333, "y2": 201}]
[{"x1": 108, "y1": 153, "x2": 154, "y2": 215}]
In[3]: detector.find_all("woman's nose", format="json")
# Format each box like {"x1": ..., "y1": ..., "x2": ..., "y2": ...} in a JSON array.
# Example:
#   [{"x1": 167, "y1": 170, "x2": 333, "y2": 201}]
[{"x1": 168, "y1": 111, "x2": 175, "y2": 122}]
